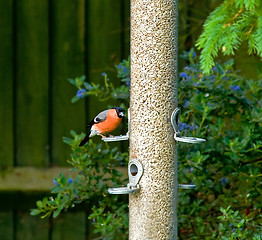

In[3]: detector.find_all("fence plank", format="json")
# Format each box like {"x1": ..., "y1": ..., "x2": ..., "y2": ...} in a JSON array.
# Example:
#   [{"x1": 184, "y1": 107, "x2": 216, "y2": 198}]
[
  {"x1": 50, "y1": 0, "x2": 85, "y2": 166},
  {"x1": 51, "y1": 212, "x2": 86, "y2": 240},
  {"x1": 15, "y1": 0, "x2": 49, "y2": 167},
  {"x1": 122, "y1": 0, "x2": 131, "y2": 58},
  {"x1": 0, "y1": 166, "x2": 126, "y2": 192},
  {"x1": 0, "y1": 0, "x2": 14, "y2": 168},
  {"x1": 0, "y1": 212, "x2": 13, "y2": 240},
  {"x1": 0, "y1": 167, "x2": 73, "y2": 192},
  {"x1": 15, "y1": 211, "x2": 49, "y2": 240},
  {"x1": 86, "y1": 0, "x2": 123, "y2": 120}
]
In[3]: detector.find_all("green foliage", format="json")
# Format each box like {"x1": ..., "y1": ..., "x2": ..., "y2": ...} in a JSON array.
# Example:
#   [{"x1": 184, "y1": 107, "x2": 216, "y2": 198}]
[
  {"x1": 31, "y1": 130, "x2": 129, "y2": 219},
  {"x1": 88, "y1": 202, "x2": 129, "y2": 239},
  {"x1": 31, "y1": 60, "x2": 130, "y2": 239},
  {"x1": 31, "y1": 134, "x2": 129, "y2": 239},
  {"x1": 196, "y1": 0, "x2": 262, "y2": 74},
  {"x1": 178, "y1": 50, "x2": 262, "y2": 239},
  {"x1": 216, "y1": 206, "x2": 262, "y2": 239},
  {"x1": 32, "y1": 53, "x2": 262, "y2": 239},
  {"x1": 69, "y1": 58, "x2": 130, "y2": 103}
]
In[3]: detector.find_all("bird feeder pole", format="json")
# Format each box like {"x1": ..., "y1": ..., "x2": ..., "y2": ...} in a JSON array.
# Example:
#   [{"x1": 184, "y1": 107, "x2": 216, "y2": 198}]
[{"x1": 129, "y1": 0, "x2": 178, "y2": 239}]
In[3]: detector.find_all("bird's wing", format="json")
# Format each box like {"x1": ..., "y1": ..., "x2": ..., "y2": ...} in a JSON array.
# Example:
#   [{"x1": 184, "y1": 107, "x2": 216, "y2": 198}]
[
  {"x1": 86, "y1": 109, "x2": 109, "y2": 128},
  {"x1": 94, "y1": 109, "x2": 109, "y2": 123}
]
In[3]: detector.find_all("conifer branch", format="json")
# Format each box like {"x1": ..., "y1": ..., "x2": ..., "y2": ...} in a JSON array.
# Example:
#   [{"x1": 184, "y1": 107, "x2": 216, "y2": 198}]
[
  {"x1": 224, "y1": 7, "x2": 244, "y2": 27},
  {"x1": 196, "y1": 0, "x2": 262, "y2": 74}
]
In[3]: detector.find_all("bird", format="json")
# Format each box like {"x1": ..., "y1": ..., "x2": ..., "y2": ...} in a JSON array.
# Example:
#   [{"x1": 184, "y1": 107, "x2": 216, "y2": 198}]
[{"x1": 79, "y1": 107, "x2": 125, "y2": 146}]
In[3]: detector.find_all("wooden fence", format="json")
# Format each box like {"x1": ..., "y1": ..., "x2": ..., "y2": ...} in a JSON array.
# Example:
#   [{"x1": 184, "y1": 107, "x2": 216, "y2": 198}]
[{"x1": 0, "y1": 0, "x2": 129, "y2": 239}]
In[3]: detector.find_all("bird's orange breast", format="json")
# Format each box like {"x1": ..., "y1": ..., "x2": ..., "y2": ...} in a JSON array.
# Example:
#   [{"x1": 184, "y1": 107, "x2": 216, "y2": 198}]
[{"x1": 93, "y1": 108, "x2": 122, "y2": 134}]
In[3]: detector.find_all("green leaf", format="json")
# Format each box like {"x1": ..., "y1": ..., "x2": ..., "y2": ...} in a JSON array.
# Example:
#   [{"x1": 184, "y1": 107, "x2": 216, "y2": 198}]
[
  {"x1": 30, "y1": 209, "x2": 40, "y2": 216},
  {"x1": 68, "y1": 78, "x2": 77, "y2": 86},
  {"x1": 238, "y1": 219, "x2": 245, "y2": 227},
  {"x1": 84, "y1": 82, "x2": 93, "y2": 90},
  {"x1": 71, "y1": 95, "x2": 80, "y2": 103},
  {"x1": 63, "y1": 137, "x2": 73, "y2": 145},
  {"x1": 36, "y1": 200, "x2": 42, "y2": 209},
  {"x1": 53, "y1": 208, "x2": 62, "y2": 218}
]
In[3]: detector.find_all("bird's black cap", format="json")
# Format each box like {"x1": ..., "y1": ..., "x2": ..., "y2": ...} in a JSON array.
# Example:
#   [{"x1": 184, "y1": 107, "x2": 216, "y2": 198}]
[{"x1": 112, "y1": 107, "x2": 125, "y2": 118}]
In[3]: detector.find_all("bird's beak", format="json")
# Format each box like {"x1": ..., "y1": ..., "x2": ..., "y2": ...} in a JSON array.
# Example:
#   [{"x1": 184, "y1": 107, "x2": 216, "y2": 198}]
[{"x1": 120, "y1": 112, "x2": 125, "y2": 117}]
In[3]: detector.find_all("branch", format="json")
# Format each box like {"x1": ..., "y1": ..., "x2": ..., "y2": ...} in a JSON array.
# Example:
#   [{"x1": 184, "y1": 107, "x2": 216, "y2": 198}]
[
  {"x1": 241, "y1": 157, "x2": 262, "y2": 165},
  {"x1": 223, "y1": 7, "x2": 244, "y2": 27}
]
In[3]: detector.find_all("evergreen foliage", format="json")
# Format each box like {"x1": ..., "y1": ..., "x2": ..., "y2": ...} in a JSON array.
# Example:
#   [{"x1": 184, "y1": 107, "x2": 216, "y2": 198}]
[{"x1": 196, "y1": 0, "x2": 262, "y2": 74}]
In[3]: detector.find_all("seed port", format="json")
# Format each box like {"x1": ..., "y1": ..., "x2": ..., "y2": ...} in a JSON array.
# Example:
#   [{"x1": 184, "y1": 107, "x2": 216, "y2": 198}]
[
  {"x1": 130, "y1": 163, "x2": 138, "y2": 176},
  {"x1": 171, "y1": 108, "x2": 206, "y2": 144},
  {"x1": 175, "y1": 110, "x2": 179, "y2": 126},
  {"x1": 108, "y1": 159, "x2": 143, "y2": 195}
]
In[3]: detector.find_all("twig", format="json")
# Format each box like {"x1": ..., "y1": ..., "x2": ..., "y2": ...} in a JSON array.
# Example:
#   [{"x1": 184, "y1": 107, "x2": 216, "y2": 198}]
[
  {"x1": 241, "y1": 157, "x2": 262, "y2": 165},
  {"x1": 224, "y1": 8, "x2": 244, "y2": 27}
]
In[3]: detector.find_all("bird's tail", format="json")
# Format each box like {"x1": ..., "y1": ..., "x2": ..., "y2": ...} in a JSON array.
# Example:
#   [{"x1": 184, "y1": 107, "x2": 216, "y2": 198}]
[
  {"x1": 79, "y1": 128, "x2": 91, "y2": 147},
  {"x1": 79, "y1": 135, "x2": 89, "y2": 146}
]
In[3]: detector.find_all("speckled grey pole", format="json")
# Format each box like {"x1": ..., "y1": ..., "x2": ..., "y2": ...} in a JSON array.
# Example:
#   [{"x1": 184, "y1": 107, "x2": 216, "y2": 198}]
[{"x1": 129, "y1": 0, "x2": 178, "y2": 239}]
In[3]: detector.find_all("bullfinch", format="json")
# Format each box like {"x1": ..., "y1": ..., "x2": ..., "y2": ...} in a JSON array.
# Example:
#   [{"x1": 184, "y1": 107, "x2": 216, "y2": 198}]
[{"x1": 79, "y1": 107, "x2": 125, "y2": 146}]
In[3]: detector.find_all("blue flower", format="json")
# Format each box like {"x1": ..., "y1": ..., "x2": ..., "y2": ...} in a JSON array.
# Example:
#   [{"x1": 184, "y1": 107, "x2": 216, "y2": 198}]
[
  {"x1": 179, "y1": 72, "x2": 188, "y2": 78},
  {"x1": 185, "y1": 51, "x2": 197, "y2": 59},
  {"x1": 184, "y1": 66, "x2": 192, "y2": 71},
  {"x1": 77, "y1": 89, "x2": 87, "y2": 98},
  {"x1": 212, "y1": 67, "x2": 218, "y2": 72},
  {"x1": 68, "y1": 178, "x2": 73, "y2": 184},
  {"x1": 122, "y1": 66, "x2": 129, "y2": 74},
  {"x1": 179, "y1": 122, "x2": 187, "y2": 131},
  {"x1": 210, "y1": 75, "x2": 216, "y2": 81},
  {"x1": 101, "y1": 72, "x2": 106, "y2": 76},
  {"x1": 118, "y1": 64, "x2": 129, "y2": 73},
  {"x1": 221, "y1": 177, "x2": 229, "y2": 185},
  {"x1": 53, "y1": 179, "x2": 59, "y2": 186},
  {"x1": 230, "y1": 85, "x2": 240, "y2": 92},
  {"x1": 183, "y1": 100, "x2": 190, "y2": 108},
  {"x1": 179, "y1": 122, "x2": 198, "y2": 133}
]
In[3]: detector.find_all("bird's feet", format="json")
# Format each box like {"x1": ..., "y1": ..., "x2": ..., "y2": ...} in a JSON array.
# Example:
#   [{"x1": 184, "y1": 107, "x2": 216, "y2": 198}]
[
  {"x1": 99, "y1": 134, "x2": 115, "y2": 139},
  {"x1": 99, "y1": 134, "x2": 107, "y2": 138}
]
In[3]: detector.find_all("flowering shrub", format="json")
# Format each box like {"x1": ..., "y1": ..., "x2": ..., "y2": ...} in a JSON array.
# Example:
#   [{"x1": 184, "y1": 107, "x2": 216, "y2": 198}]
[
  {"x1": 178, "y1": 49, "x2": 262, "y2": 239},
  {"x1": 31, "y1": 51, "x2": 262, "y2": 239},
  {"x1": 31, "y1": 132, "x2": 129, "y2": 239},
  {"x1": 216, "y1": 206, "x2": 262, "y2": 240}
]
